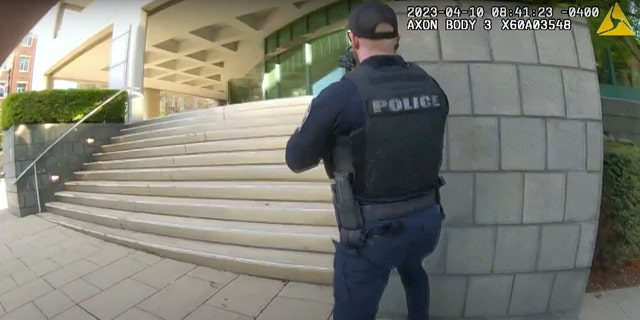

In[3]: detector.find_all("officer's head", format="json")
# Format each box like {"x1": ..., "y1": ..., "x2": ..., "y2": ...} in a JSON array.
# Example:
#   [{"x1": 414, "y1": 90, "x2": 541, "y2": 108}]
[{"x1": 346, "y1": 1, "x2": 400, "y2": 63}]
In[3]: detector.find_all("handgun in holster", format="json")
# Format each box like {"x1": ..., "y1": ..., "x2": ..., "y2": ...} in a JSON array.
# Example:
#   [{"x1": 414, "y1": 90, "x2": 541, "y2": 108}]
[{"x1": 331, "y1": 137, "x2": 366, "y2": 248}]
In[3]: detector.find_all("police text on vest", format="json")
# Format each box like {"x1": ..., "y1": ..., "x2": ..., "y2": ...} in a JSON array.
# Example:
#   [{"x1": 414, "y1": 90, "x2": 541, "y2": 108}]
[
  {"x1": 445, "y1": 19, "x2": 477, "y2": 30},
  {"x1": 406, "y1": 19, "x2": 438, "y2": 30},
  {"x1": 372, "y1": 95, "x2": 441, "y2": 114}
]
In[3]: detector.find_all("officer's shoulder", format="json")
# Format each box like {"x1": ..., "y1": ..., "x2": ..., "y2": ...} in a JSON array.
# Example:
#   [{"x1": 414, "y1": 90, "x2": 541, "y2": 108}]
[{"x1": 312, "y1": 78, "x2": 357, "y2": 106}]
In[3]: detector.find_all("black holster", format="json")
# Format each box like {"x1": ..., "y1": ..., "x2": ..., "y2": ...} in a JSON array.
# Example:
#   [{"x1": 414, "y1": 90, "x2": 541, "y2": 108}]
[{"x1": 331, "y1": 173, "x2": 366, "y2": 248}]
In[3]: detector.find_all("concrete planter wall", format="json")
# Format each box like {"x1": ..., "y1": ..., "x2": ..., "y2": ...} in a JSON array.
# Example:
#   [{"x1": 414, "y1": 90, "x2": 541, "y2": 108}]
[
  {"x1": 377, "y1": 1, "x2": 603, "y2": 319},
  {"x1": 602, "y1": 97, "x2": 640, "y2": 143},
  {"x1": 2, "y1": 123, "x2": 123, "y2": 217}
]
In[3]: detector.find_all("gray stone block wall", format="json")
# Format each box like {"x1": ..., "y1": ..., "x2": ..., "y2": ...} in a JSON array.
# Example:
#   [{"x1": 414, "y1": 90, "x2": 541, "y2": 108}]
[
  {"x1": 381, "y1": 1, "x2": 602, "y2": 319},
  {"x1": 2, "y1": 123, "x2": 122, "y2": 217},
  {"x1": 601, "y1": 97, "x2": 640, "y2": 144}
]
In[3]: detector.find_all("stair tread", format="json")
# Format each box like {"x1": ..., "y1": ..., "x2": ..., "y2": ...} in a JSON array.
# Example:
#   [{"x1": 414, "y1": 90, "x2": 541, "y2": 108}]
[
  {"x1": 56, "y1": 191, "x2": 333, "y2": 211},
  {"x1": 65, "y1": 180, "x2": 329, "y2": 188},
  {"x1": 75, "y1": 164, "x2": 319, "y2": 174},
  {"x1": 93, "y1": 136, "x2": 288, "y2": 156},
  {"x1": 46, "y1": 202, "x2": 337, "y2": 236},
  {"x1": 39, "y1": 212, "x2": 333, "y2": 269},
  {"x1": 109, "y1": 124, "x2": 297, "y2": 147},
  {"x1": 84, "y1": 150, "x2": 286, "y2": 167}
]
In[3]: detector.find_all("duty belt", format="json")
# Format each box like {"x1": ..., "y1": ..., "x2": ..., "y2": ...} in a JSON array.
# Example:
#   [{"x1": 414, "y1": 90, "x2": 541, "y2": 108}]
[{"x1": 359, "y1": 190, "x2": 437, "y2": 221}]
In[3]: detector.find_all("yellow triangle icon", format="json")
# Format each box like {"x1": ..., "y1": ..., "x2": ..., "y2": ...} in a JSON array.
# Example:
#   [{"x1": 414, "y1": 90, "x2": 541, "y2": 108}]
[{"x1": 597, "y1": 2, "x2": 635, "y2": 36}]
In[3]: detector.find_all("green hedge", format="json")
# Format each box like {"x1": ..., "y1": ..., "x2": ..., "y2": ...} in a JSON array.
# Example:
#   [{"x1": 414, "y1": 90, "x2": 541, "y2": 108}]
[
  {"x1": 0, "y1": 89, "x2": 127, "y2": 131},
  {"x1": 595, "y1": 140, "x2": 640, "y2": 270}
]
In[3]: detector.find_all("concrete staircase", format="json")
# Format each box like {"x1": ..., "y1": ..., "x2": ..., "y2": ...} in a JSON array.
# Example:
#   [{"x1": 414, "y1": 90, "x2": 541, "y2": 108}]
[{"x1": 38, "y1": 96, "x2": 339, "y2": 285}]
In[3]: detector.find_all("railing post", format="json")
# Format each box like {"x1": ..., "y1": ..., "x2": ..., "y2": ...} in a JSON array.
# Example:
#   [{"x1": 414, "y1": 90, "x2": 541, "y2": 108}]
[{"x1": 34, "y1": 163, "x2": 42, "y2": 213}]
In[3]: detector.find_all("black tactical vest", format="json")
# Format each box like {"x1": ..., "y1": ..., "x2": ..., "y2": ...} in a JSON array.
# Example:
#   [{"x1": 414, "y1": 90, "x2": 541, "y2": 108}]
[{"x1": 341, "y1": 60, "x2": 448, "y2": 202}]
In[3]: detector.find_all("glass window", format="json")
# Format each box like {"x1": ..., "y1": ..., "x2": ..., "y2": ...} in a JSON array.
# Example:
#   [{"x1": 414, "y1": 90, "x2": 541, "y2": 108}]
[
  {"x1": 309, "y1": 31, "x2": 349, "y2": 85},
  {"x1": 16, "y1": 83, "x2": 27, "y2": 93},
  {"x1": 23, "y1": 35, "x2": 33, "y2": 47},
  {"x1": 278, "y1": 26, "x2": 292, "y2": 47},
  {"x1": 279, "y1": 47, "x2": 307, "y2": 98},
  {"x1": 328, "y1": 1, "x2": 349, "y2": 24},
  {"x1": 292, "y1": 17, "x2": 308, "y2": 39},
  {"x1": 308, "y1": 9, "x2": 327, "y2": 33},
  {"x1": 18, "y1": 56, "x2": 29, "y2": 72},
  {"x1": 265, "y1": 34, "x2": 278, "y2": 54}
]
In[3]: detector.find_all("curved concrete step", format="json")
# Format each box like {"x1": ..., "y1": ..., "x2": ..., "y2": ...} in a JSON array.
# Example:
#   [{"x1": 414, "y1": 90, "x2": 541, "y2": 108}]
[
  {"x1": 121, "y1": 105, "x2": 308, "y2": 137},
  {"x1": 74, "y1": 164, "x2": 329, "y2": 182},
  {"x1": 54, "y1": 191, "x2": 336, "y2": 226},
  {"x1": 45, "y1": 202, "x2": 338, "y2": 253},
  {"x1": 38, "y1": 212, "x2": 333, "y2": 284},
  {"x1": 84, "y1": 149, "x2": 286, "y2": 170},
  {"x1": 113, "y1": 114, "x2": 303, "y2": 143},
  {"x1": 64, "y1": 180, "x2": 332, "y2": 202},
  {"x1": 122, "y1": 96, "x2": 311, "y2": 132},
  {"x1": 123, "y1": 106, "x2": 222, "y2": 131},
  {"x1": 93, "y1": 136, "x2": 289, "y2": 161},
  {"x1": 103, "y1": 124, "x2": 297, "y2": 153}
]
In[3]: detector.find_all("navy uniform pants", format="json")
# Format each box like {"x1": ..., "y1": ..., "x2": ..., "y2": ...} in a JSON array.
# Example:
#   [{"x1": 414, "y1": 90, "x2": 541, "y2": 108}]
[{"x1": 332, "y1": 204, "x2": 443, "y2": 320}]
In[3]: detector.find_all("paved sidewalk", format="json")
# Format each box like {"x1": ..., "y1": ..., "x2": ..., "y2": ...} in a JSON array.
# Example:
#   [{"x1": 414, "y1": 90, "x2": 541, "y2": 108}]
[
  {"x1": 0, "y1": 212, "x2": 336, "y2": 320},
  {"x1": 581, "y1": 288, "x2": 640, "y2": 320},
  {"x1": 0, "y1": 179, "x2": 638, "y2": 320}
]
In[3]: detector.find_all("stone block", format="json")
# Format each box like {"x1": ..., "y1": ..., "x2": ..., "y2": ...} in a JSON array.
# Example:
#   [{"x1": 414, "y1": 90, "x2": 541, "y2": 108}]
[
  {"x1": 538, "y1": 224, "x2": 581, "y2": 270},
  {"x1": 565, "y1": 172, "x2": 601, "y2": 222},
  {"x1": 475, "y1": 173, "x2": 523, "y2": 224},
  {"x1": 489, "y1": 28, "x2": 538, "y2": 63},
  {"x1": 423, "y1": 227, "x2": 446, "y2": 274},
  {"x1": 509, "y1": 273, "x2": 554, "y2": 315},
  {"x1": 465, "y1": 275, "x2": 513, "y2": 317},
  {"x1": 535, "y1": 30, "x2": 579, "y2": 67},
  {"x1": 429, "y1": 275, "x2": 467, "y2": 318},
  {"x1": 420, "y1": 63, "x2": 471, "y2": 115},
  {"x1": 563, "y1": 69, "x2": 601, "y2": 120},
  {"x1": 523, "y1": 173, "x2": 565, "y2": 223},
  {"x1": 138, "y1": 276, "x2": 218, "y2": 320},
  {"x1": 206, "y1": 275, "x2": 285, "y2": 317},
  {"x1": 80, "y1": 279, "x2": 157, "y2": 320},
  {"x1": 576, "y1": 222, "x2": 598, "y2": 268},
  {"x1": 131, "y1": 259, "x2": 195, "y2": 289},
  {"x1": 494, "y1": 225, "x2": 539, "y2": 273},
  {"x1": 397, "y1": 15, "x2": 439, "y2": 62},
  {"x1": 500, "y1": 118, "x2": 545, "y2": 170},
  {"x1": 573, "y1": 24, "x2": 597, "y2": 70},
  {"x1": 446, "y1": 227, "x2": 495, "y2": 274},
  {"x1": 440, "y1": 25, "x2": 491, "y2": 61},
  {"x1": 470, "y1": 64, "x2": 520, "y2": 115},
  {"x1": 519, "y1": 66, "x2": 565, "y2": 117},
  {"x1": 549, "y1": 270, "x2": 589, "y2": 311},
  {"x1": 448, "y1": 117, "x2": 499, "y2": 170},
  {"x1": 439, "y1": 173, "x2": 473, "y2": 224},
  {"x1": 587, "y1": 122, "x2": 604, "y2": 172},
  {"x1": 547, "y1": 120, "x2": 586, "y2": 170}
]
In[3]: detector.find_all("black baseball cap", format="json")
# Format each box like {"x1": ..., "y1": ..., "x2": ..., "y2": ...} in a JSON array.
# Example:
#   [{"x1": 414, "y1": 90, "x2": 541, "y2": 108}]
[{"x1": 347, "y1": 1, "x2": 399, "y2": 39}]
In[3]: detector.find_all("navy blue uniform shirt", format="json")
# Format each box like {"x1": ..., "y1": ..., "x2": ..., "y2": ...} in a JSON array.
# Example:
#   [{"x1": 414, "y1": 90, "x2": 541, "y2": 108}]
[{"x1": 285, "y1": 55, "x2": 408, "y2": 178}]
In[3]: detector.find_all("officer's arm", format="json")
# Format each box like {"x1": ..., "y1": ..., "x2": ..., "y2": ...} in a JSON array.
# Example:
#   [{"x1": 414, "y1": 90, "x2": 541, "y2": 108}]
[{"x1": 285, "y1": 82, "x2": 348, "y2": 173}]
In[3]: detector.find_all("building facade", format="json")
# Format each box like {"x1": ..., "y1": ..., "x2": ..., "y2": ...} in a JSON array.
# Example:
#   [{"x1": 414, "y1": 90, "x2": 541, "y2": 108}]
[
  {"x1": 28, "y1": 1, "x2": 603, "y2": 319},
  {"x1": 0, "y1": 33, "x2": 38, "y2": 99}
]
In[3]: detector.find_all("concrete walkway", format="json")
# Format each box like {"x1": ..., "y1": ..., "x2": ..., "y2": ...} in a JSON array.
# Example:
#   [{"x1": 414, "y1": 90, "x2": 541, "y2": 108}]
[{"x1": 0, "y1": 180, "x2": 636, "y2": 320}]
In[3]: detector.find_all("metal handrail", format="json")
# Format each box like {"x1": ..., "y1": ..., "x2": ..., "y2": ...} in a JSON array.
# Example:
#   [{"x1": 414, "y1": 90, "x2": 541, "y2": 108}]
[{"x1": 12, "y1": 87, "x2": 137, "y2": 187}]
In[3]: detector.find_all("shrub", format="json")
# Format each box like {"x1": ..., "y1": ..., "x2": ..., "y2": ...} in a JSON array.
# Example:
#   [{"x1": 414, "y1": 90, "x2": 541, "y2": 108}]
[
  {"x1": 0, "y1": 89, "x2": 127, "y2": 131},
  {"x1": 594, "y1": 140, "x2": 640, "y2": 270}
]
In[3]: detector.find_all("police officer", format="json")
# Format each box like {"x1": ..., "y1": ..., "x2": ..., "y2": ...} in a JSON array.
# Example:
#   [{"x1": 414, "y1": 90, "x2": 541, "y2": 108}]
[{"x1": 285, "y1": 1, "x2": 448, "y2": 319}]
